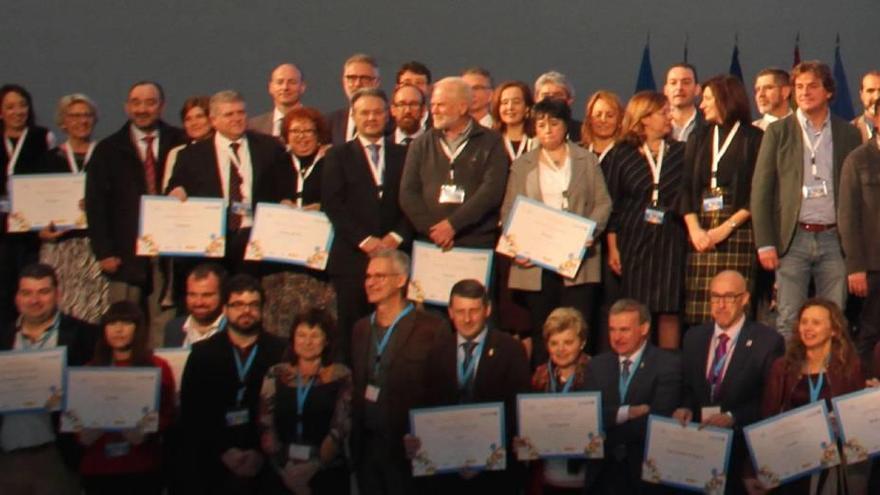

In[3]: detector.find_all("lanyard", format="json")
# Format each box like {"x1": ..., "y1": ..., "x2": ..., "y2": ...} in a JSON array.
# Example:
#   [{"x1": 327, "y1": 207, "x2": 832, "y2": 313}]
[
  {"x1": 547, "y1": 360, "x2": 575, "y2": 393},
  {"x1": 295, "y1": 372, "x2": 316, "y2": 439},
  {"x1": 232, "y1": 343, "x2": 259, "y2": 405},
  {"x1": 457, "y1": 337, "x2": 486, "y2": 389},
  {"x1": 62, "y1": 141, "x2": 96, "y2": 172},
  {"x1": 618, "y1": 350, "x2": 644, "y2": 402},
  {"x1": 503, "y1": 136, "x2": 528, "y2": 161},
  {"x1": 708, "y1": 331, "x2": 739, "y2": 395},
  {"x1": 440, "y1": 138, "x2": 469, "y2": 181},
  {"x1": 4, "y1": 127, "x2": 29, "y2": 176},
  {"x1": 589, "y1": 143, "x2": 613, "y2": 163},
  {"x1": 18, "y1": 313, "x2": 61, "y2": 350},
  {"x1": 799, "y1": 119, "x2": 828, "y2": 178},
  {"x1": 710, "y1": 122, "x2": 740, "y2": 189},
  {"x1": 807, "y1": 372, "x2": 825, "y2": 403},
  {"x1": 642, "y1": 142, "x2": 665, "y2": 203},
  {"x1": 371, "y1": 303, "x2": 414, "y2": 374},
  {"x1": 362, "y1": 140, "x2": 384, "y2": 189}
]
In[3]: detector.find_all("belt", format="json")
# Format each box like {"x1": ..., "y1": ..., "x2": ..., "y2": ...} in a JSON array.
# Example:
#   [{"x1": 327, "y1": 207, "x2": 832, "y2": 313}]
[{"x1": 799, "y1": 222, "x2": 836, "y2": 232}]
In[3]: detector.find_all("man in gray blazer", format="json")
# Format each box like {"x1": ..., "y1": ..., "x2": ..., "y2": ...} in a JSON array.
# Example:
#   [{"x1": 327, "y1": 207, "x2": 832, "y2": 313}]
[
  {"x1": 751, "y1": 60, "x2": 862, "y2": 338},
  {"x1": 247, "y1": 63, "x2": 306, "y2": 139}
]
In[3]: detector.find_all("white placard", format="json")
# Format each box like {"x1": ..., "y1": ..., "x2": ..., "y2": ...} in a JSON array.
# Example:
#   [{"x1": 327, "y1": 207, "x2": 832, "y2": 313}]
[
  {"x1": 60, "y1": 367, "x2": 161, "y2": 433},
  {"x1": 0, "y1": 347, "x2": 66, "y2": 413},
  {"x1": 8, "y1": 173, "x2": 87, "y2": 232},
  {"x1": 832, "y1": 387, "x2": 880, "y2": 462},
  {"x1": 410, "y1": 403, "x2": 506, "y2": 476},
  {"x1": 244, "y1": 203, "x2": 333, "y2": 270},
  {"x1": 408, "y1": 241, "x2": 493, "y2": 306},
  {"x1": 137, "y1": 195, "x2": 226, "y2": 257},
  {"x1": 516, "y1": 392, "x2": 604, "y2": 459}
]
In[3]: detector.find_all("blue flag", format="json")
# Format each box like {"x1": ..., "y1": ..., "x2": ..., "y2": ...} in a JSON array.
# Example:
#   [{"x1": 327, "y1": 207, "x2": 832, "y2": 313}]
[
  {"x1": 635, "y1": 38, "x2": 656, "y2": 93},
  {"x1": 729, "y1": 38, "x2": 744, "y2": 81},
  {"x1": 830, "y1": 34, "x2": 855, "y2": 120}
]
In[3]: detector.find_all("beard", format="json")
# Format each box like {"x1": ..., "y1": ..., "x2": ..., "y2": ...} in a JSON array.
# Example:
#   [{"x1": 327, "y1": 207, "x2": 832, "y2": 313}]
[
  {"x1": 396, "y1": 116, "x2": 420, "y2": 134},
  {"x1": 229, "y1": 316, "x2": 261, "y2": 335}
]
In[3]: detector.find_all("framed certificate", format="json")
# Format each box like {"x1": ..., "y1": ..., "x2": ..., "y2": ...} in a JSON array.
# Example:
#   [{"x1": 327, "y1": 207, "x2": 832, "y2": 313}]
[
  {"x1": 516, "y1": 392, "x2": 604, "y2": 459},
  {"x1": 409, "y1": 402, "x2": 506, "y2": 476},
  {"x1": 832, "y1": 387, "x2": 880, "y2": 462},
  {"x1": 60, "y1": 367, "x2": 161, "y2": 433},
  {"x1": 8, "y1": 173, "x2": 87, "y2": 232},
  {"x1": 744, "y1": 402, "x2": 840, "y2": 489},
  {"x1": 408, "y1": 241, "x2": 493, "y2": 306},
  {"x1": 153, "y1": 348, "x2": 191, "y2": 394},
  {"x1": 137, "y1": 195, "x2": 226, "y2": 257},
  {"x1": 244, "y1": 203, "x2": 334, "y2": 270},
  {"x1": 497, "y1": 195, "x2": 596, "y2": 279},
  {"x1": 0, "y1": 347, "x2": 66, "y2": 413},
  {"x1": 642, "y1": 415, "x2": 733, "y2": 494}
]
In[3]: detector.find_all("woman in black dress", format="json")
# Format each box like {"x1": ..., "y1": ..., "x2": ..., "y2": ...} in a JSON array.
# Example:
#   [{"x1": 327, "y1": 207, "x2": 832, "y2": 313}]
[
  {"x1": 604, "y1": 91, "x2": 687, "y2": 349},
  {"x1": 259, "y1": 307, "x2": 351, "y2": 494}
]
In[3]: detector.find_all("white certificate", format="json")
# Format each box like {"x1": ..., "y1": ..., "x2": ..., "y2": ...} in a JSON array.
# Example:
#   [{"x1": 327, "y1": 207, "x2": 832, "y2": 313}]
[
  {"x1": 642, "y1": 415, "x2": 733, "y2": 495},
  {"x1": 60, "y1": 367, "x2": 161, "y2": 433},
  {"x1": 137, "y1": 195, "x2": 226, "y2": 257},
  {"x1": 410, "y1": 403, "x2": 506, "y2": 476},
  {"x1": 497, "y1": 195, "x2": 596, "y2": 278},
  {"x1": 832, "y1": 387, "x2": 880, "y2": 462},
  {"x1": 516, "y1": 392, "x2": 604, "y2": 459},
  {"x1": 244, "y1": 203, "x2": 333, "y2": 270},
  {"x1": 153, "y1": 348, "x2": 190, "y2": 394},
  {"x1": 408, "y1": 241, "x2": 493, "y2": 306},
  {"x1": 0, "y1": 347, "x2": 66, "y2": 413},
  {"x1": 8, "y1": 173, "x2": 87, "y2": 232},
  {"x1": 744, "y1": 402, "x2": 840, "y2": 488}
]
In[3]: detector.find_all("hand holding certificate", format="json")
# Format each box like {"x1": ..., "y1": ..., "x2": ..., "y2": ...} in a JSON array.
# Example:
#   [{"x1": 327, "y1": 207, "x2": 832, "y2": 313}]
[
  {"x1": 641, "y1": 415, "x2": 732, "y2": 495},
  {"x1": 408, "y1": 241, "x2": 493, "y2": 306},
  {"x1": 516, "y1": 392, "x2": 603, "y2": 460},
  {"x1": 0, "y1": 348, "x2": 66, "y2": 413},
  {"x1": 137, "y1": 195, "x2": 226, "y2": 257},
  {"x1": 244, "y1": 203, "x2": 333, "y2": 270},
  {"x1": 744, "y1": 402, "x2": 840, "y2": 489},
  {"x1": 410, "y1": 403, "x2": 506, "y2": 476},
  {"x1": 8, "y1": 173, "x2": 87, "y2": 232},
  {"x1": 497, "y1": 195, "x2": 596, "y2": 278},
  {"x1": 60, "y1": 367, "x2": 161, "y2": 433},
  {"x1": 832, "y1": 387, "x2": 880, "y2": 462}
]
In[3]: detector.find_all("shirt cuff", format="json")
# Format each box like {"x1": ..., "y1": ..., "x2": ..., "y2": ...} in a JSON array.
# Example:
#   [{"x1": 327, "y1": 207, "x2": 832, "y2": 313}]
[
  {"x1": 358, "y1": 236, "x2": 374, "y2": 248},
  {"x1": 616, "y1": 406, "x2": 630, "y2": 425},
  {"x1": 757, "y1": 246, "x2": 776, "y2": 253},
  {"x1": 389, "y1": 232, "x2": 403, "y2": 244}
]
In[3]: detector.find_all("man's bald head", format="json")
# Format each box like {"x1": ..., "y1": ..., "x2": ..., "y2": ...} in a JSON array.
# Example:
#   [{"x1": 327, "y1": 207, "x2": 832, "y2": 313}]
[
  {"x1": 709, "y1": 270, "x2": 750, "y2": 330},
  {"x1": 268, "y1": 63, "x2": 306, "y2": 111}
]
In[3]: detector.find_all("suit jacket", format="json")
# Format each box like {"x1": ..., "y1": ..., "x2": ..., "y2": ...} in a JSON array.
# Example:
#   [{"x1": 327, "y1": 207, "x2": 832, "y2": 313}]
[
  {"x1": 750, "y1": 113, "x2": 861, "y2": 255},
  {"x1": 85, "y1": 121, "x2": 186, "y2": 285},
  {"x1": 851, "y1": 114, "x2": 873, "y2": 143},
  {"x1": 838, "y1": 138, "x2": 880, "y2": 273},
  {"x1": 167, "y1": 131, "x2": 295, "y2": 205},
  {"x1": 321, "y1": 139, "x2": 412, "y2": 276},
  {"x1": 163, "y1": 316, "x2": 187, "y2": 347},
  {"x1": 501, "y1": 143, "x2": 611, "y2": 288},
  {"x1": 247, "y1": 111, "x2": 275, "y2": 137},
  {"x1": 349, "y1": 308, "x2": 449, "y2": 466}
]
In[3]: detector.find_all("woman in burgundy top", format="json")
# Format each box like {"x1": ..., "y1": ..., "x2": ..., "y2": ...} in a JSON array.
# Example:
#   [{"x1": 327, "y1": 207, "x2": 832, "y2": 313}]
[{"x1": 76, "y1": 301, "x2": 175, "y2": 495}]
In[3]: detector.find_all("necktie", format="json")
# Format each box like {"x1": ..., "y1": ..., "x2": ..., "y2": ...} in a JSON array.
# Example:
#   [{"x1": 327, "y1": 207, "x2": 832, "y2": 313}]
[
  {"x1": 229, "y1": 142, "x2": 244, "y2": 230},
  {"x1": 708, "y1": 333, "x2": 730, "y2": 401},
  {"x1": 460, "y1": 340, "x2": 478, "y2": 395},
  {"x1": 367, "y1": 143, "x2": 381, "y2": 165},
  {"x1": 621, "y1": 358, "x2": 632, "y2": 383},
  {"x1": 142, "y1": 135, "x2": 157, "y2": 194}
]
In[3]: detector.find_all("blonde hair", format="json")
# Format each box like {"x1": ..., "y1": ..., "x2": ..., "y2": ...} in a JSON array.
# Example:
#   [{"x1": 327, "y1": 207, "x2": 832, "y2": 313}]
[
  {"x1": 580, "y1": 90, "x2": 623, "y2": 148},
  {"x1": 542, "y1": 307, "x2": 587, "y2": 343},
  {"x1": 621, "y1": 91, "x2": 667, "y2": 146}
]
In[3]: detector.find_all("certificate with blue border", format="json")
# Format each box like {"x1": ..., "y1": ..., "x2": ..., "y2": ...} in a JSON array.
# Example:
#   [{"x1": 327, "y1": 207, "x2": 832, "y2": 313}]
[
  {"x1": 409, "y1": 402, "x2": 506, "y2": 476},
  {"x1": 408, "y1": 241, "x2": 493, "y2": 306},
  {"x1": 744, "y1": 401, "x2": 839, "y2": 489},
  {"x1": 516, "y1": 391, "x2": 604, "y2": 459},
  {"x1": 137, "y1": 195, "x2": 226, "y2": 257},
  {"x1": 60, "y1": 367, "x2": 161, "y2": 433},
  {"x1": 642, "y1": 415, "x2": 732, "y2": 494},
  {"x1": 8, "y1": 173, "x2": 87, "y2": 232},
  {"x1": 0, "y1": 347, "x2": 66, "y2": 413},
  {"x1": 832, "y1": 387, "x2": 880, "y2": 463},
  {"x1": 243, "y1": 203, "x2": 334, "y2": 270},
  {"x1": 496, "y1": 195, "x2": 596, "y2": 278}
]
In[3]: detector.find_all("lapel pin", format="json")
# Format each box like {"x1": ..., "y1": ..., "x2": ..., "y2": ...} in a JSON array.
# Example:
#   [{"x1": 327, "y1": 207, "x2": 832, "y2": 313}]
[
  {"x1": 488, "y1": 348, "x2": 495, "y2": 357},
  {"x1": 746, "y1": 339, "x2": 753, "y2": 348},
  {"x1": 640, "y1": 362, "x2": 645, "y2": 369}
]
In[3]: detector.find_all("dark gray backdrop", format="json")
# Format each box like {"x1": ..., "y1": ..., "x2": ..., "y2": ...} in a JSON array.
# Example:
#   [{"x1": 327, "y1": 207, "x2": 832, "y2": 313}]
[{"x1": 3, "y1": 0, "x2": 877, "y2": 136}]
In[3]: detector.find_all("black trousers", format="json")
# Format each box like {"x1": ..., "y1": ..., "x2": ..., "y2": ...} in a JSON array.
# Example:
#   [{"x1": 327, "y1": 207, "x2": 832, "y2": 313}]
[
  {"x1": 331, "y1": 274, "x2": 370, "y2": 364},
  {"x1": 856, "y1": 271, "x2": 880, "y2": 373}
]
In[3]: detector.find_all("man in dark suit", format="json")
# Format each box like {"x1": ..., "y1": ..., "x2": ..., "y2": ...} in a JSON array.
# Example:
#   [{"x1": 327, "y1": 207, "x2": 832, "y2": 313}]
[
  {"x1": 350, "y1": 249, "x2": 448, "y2": 495},
  {"x1": 180, "y1": 274, "x2": 286, "y2": 495},
  {"x1": 167, "y1": 90, "x2": 296, "y2": 275},
  {"x1": 326, "y1": 53, "x2": 383, "y2": 145},
  {"x1": 247, "y1": 63, "x2": 306, "y2": 139},
  {"x1": 673, "y1": 270, "x2": 784, "y2": 495},
  {"x1": 85, "y1": 81, "x2": 187, "y2": 318},
  {"x1": 584, "y1": 298, "x2": 681, "y2": 494},
  {"x1": 751, "y1": 61, "x2": 862, "y2": 338},
  {"x1": 163, "y1": 262, "x2": 227, "y2": 348},
  {"x1": 0, "y1": 263, "x2": 98, "y2": 494},
  {"x1": 322, "y1": 88, "x2": 412, "y2": 362}
]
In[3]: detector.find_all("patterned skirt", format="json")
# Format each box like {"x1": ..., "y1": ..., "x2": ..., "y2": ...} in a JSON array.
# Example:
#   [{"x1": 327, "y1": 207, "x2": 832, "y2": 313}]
[{"x1": 39, "y1": 237, "x2": 110, "y2": 324}]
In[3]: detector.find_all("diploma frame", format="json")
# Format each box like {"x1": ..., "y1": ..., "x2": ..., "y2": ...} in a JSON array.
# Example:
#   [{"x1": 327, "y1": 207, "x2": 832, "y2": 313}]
[
  {"x1": 244, "y1": 202, "x2": 334, "y2": 270},
  {"x1": 515, "y1": 391, "x2": 604, "y2": 459},
  {"x1": 409, "y1": 402, "x2": 506, "y2": 476},
  {"x1": 61, "y1": 367, "x2": 161, "y2": 432},
  {"x1": 8, "y1": 173, "x2": 87, "y2": 232},
  {"x1": 832, "y1": 387, "x2": 880, "y2": 462},
  {"x1": 137, "y1": 195, "x2": 226, "y2": 257},
  {"x1": 408, "y1": 241, "x2": 494, "y2": 306},
  {"x1": 0, "y1": 347, "x2": 67, "y2": 414}
]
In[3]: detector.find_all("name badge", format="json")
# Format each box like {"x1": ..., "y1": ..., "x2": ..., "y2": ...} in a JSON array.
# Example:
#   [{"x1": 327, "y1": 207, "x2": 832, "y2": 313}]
[
  {"x1": 225, "y1": 408, "x2": 250, "y2": 427},
  {"x1": 702, "y1": 196, "x2": 723, "y2": 212},
  {"x1": 0, "y1": 196, "x2": 10, "y2": 214},
  {"x1": 365, "y1": 384, "x2": 381, "y2": 402},
  {"x1": 439, "y1": 184, "x2": 465, "y2": 204},
  {"x1": 802, "y1": 181, "x2": 828, "y2": 199},
  {"x1": 288, "y1": 443, "x2": 312, "y2": 462},
  {"x1": 644, "y1": 207, "x2": 666, "y2": 225},
  {"x1": 231, "y1": 201, "x2": 253, "y2": 217},
  {"x1": 105, "y1": 441, "x2": 131, "y2": 458}
]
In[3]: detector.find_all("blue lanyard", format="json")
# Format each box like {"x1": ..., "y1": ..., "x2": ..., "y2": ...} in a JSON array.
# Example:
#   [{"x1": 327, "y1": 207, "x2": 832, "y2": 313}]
[
  {"x1": 20, "y1": 313, "x2": 61, "y2": 350},
  {"x1": 232, "y1": 344, "x2": 259, "y2": 405},
  {"x1": 548, "y1": 360, "x2": 575, "y2": 393},
  {"x1": 457, "y1": 337, "x2": 486, "y2": 389},
  {"x1": 808, "y1": 372, "x2": 825, "y2": 403},
  {"x1": 295, "y1": 372, "x2": 316, "y2": 440},
  {"x1": 618, "y1": 351, "x2": 644, "y2": 402},
  {"x1": 371, "y1": 303, "x2": 414, "y2": 374}
]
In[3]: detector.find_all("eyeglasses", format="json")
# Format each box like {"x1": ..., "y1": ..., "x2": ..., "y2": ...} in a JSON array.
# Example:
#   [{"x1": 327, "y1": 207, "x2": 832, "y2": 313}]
[
  {"x1": 365, "y1": 272, "x2": 401, "y2": 281},
  {"x1": 709, "y1": 292, "x2": 745, "y2": 305},
  {"x1": 288, "y1": 128, "x2": 317, "y2": 136},
  {"x1": 227, "y1": 301, "x2": 261, "y2": 310},
  {"x1": 345, "y1": 75, "x2": 377, "y2": 84},
  {"x1": 393, "y1": 101, "x2": 423, "y2": 109},
  {"x1": 470, "y1": 85, "x2": 492, "y2": 92}
]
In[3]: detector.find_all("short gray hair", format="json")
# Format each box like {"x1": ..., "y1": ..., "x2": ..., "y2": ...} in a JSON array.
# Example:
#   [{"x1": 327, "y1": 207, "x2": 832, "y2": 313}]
[
  {"x1": 534, "y1": 71, "x2": 575, "y2": 100},
  {"x1": 344, "y1": 53, "x2": 379, "y2": 77},
  {"x1": 209, "y1": 90, "x2": 245, "y2": 116},
  {"x1": 609, "y1": 298, "x2": 651, "y2": 326},
  {"x1": 55, "y1": 93, "x2": 97, "y2": 127},
  {"x1": 370, "y1": 248, "x2": 411, "y2": 279},
  {"x1": 435, "y1": 77, "x2": 472, "y2": 106}
]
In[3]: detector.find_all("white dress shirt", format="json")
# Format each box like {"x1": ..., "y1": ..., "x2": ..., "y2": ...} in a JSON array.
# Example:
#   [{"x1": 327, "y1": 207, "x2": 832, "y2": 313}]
[
  {"x1": 214, "y1": 132, "x2": 254, "y2": 228},
  {"x1": 616, "y1": 341, "x2": 647, "y2": 424}
]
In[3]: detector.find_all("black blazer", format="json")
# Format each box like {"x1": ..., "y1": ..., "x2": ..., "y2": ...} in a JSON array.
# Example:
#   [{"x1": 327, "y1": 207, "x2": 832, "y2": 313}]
[
  {"x1": 321, "y1": 139, "x2": 413, "y2": 276},
  {"x1": 85, "y1": 121, "x2": 186, "y2": 285},
  {"x1": 167, "y1": 131, "x2": 295, "y2": 205}
]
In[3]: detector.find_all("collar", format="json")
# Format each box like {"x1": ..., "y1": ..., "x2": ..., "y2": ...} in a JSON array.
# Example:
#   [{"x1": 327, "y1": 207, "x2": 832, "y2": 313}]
[
  {"x1": 440, "y1": 119, "x2": 474, "y2": 145},
  {"x1": 215, "y1": 131, "x2": 248, "y2": 149},
  {"x1": 16, "y1": 310, "x2": 61, "y2": 333},
  {"x1": 712, "y1": 314, "x2": 746, "y2": 343},
  {"x1": 183, "y1": 313, "x2": 226, "y2": 343},
  {"x1": 796, "y1": 107, "x2": 831, "y2": 133},
  {"x1": 395, "y1": 126, "x2": 424, "y2": 143},
  {"x1": 618, "y1": 340, "x2": 647, "y2": 365},
  {"x1": 130, "y1": 123, "x2": 157, "y2": 141},
  {"x1": 762, "y1": 110, "x2": 792, "y2": 125},
  {"x1": 457, "y1": 326, "x2": 488, "y2": 347},
  {"x1": 357, "y1": 134, "x2": 385, "y2": 149},
  {"x1": 273, "y1": 107, "x2": 286, "y2": 123}
]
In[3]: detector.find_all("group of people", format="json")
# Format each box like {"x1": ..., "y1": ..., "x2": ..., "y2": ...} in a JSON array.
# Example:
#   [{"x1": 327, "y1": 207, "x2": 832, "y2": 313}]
[{"x1": 0, "y1": 52, "x2": 879, "y2": 495}]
